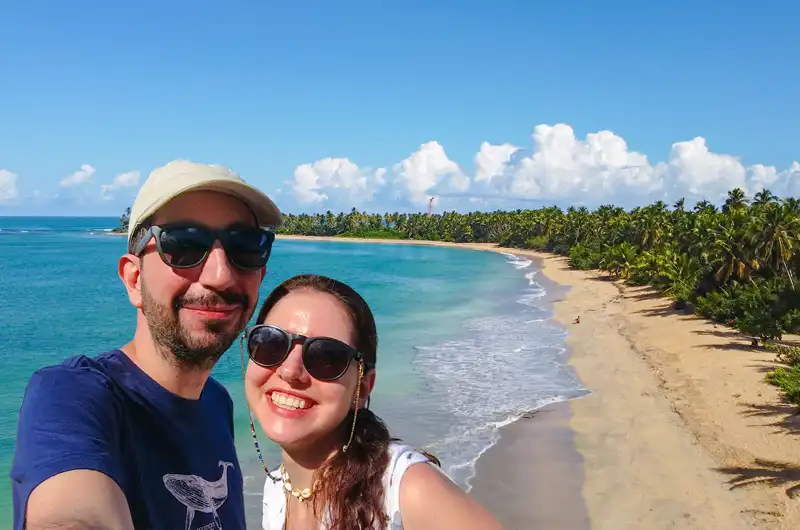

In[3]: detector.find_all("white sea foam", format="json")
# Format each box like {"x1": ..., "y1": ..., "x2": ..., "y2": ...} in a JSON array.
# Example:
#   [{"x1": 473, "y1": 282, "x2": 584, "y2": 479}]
[
  {"x1": 511, "y1": 258, "x2": 532, "y2": 270},
  {"x1": 503, "y1": 252, "x2": 542, "y2": 286},
  {"x1": 409, "y1": 255, "x2": 589, "y2": 490},
  {"x1": 525, "y1": 269, "x2": 539, "y2": 283},
  {"x1": 501, "y1": 252, "x2": 532, "y2": 270}
]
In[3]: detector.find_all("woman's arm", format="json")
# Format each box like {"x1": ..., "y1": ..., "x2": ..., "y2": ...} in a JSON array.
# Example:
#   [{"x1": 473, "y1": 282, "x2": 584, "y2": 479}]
[{"x1": 398, "y1": 463, "x2": 504, "y2": 530}]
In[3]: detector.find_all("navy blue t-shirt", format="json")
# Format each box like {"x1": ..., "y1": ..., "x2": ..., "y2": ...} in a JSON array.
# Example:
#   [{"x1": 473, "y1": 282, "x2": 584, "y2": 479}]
[{"x1": 10, "y1": 349, "x2": 246, "y2": 530}]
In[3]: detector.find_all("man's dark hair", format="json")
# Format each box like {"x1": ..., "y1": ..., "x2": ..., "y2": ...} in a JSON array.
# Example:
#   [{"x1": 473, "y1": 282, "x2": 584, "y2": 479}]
[{"x1": 128, "y1": 219, "x2": 152, "y2": 255}]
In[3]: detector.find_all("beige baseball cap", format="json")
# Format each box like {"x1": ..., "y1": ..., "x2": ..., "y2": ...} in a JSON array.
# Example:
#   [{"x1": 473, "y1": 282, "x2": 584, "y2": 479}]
[{"x1": 127, "y1": 160, "x2": 283, "y2": 244}]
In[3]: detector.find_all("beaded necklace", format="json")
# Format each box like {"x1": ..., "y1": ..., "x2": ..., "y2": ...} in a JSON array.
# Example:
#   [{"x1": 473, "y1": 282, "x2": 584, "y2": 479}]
[{"x1": 239, "y1": 337, "x2": 277, "y2": 481}]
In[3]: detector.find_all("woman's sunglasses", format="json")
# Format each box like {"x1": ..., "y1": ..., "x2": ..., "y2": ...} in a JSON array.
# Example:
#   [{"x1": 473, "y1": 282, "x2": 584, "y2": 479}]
[
  {"x1": 244, "y1": 324, "x2": 373, "y2": 381},
  {"x1": 133, "y1": 224, "x2": 275, "y2": 270}
]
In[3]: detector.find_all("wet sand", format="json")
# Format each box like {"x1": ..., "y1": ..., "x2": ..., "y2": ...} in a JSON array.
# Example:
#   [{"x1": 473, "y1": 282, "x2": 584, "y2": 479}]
[{"x1": 470, "y1": 401, "x2": 590, "y2": 529}]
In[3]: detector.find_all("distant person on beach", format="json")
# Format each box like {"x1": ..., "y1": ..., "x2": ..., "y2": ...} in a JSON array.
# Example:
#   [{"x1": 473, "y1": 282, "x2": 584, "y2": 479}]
[
  {"x1": 241, "y1": 274, "x2": 503, "y2": 530},
  {"x1": 10, "y1": 160, "x2": 282, "y2": 530}
]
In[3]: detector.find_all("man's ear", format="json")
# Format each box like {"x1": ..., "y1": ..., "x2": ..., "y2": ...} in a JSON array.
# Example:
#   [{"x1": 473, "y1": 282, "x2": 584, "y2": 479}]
[{"x1": 119, "y1": 254, "x2": 143, "y2": 309}]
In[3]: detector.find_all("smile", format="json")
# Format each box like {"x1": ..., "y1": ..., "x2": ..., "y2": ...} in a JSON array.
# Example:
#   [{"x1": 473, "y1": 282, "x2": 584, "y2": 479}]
[
  {"x1": 182, "y1": 306, "x2": 240, "y2": 317},
  {"x1": 270, "y1": 391, "x2": 312, "y2": 411}
]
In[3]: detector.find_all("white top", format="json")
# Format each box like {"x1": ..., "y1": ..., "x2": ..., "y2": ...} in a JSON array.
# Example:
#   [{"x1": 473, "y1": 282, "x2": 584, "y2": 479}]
[{"x1": 261, "y1": 443, "x2": 444, "y2": 529}]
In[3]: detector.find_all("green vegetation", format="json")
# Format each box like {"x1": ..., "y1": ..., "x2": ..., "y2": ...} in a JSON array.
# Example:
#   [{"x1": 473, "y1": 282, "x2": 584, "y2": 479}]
[
  {"x1": 113, "y1": 207, "x2": 132, "y2": 234},
  {"x1": 118, "y1": 187, "x2": 800, "y2": 406},
  {"x1": 765, "y1": 343, "x2": 800, "y2": 406},
  {"x1": 335, "y1": 227, "x2": 406, "y2": 240}
]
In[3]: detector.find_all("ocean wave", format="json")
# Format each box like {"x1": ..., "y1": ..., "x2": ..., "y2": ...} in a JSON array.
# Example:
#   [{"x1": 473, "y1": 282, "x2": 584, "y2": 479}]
[
  {"x1": 517, "y1": 290, "x2": 547, "y2": 306},
  {"x1": 500, "y1": 252, "x2": 533, "y2": 270},
  {"x1": 524, "y1": 269, "x2": 539, "y2": 283},
  {"x1": 409, "y1": 255, "x2": 588, "y2": 490}
]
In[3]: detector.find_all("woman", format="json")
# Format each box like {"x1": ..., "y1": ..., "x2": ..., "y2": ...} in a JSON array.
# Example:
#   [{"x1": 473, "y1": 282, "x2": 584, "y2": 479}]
[{"x1": 240, "y1": 274, "x2": 503, "y2": 530}]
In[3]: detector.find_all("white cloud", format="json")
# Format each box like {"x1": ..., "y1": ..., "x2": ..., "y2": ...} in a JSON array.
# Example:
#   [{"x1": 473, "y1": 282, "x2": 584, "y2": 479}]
[
  {"x1": 282, "y1": 123, "x2": 799, "y2": 211},
  {"x1": 776, "y1": 162, "x2": 800, "y2": 197},
  {"x1": 21, "y1": 125, "x2": 793, "y2": 213},
  {"x1": 285, "y1": 142, "x2": 467, "y2": 209},
  {"x1": 659, "y1": 137, "x2": 747, "y2": 201},
  {"x1": 100, "y1": 170, "x2": 141, "y2": 199},
  {"x1": 391, "y1": 141, "x2": 467, "y2": 205},
  {"x1": 475, "y1": 124, "x2": 663, "y2": 205},
  {"x1": 474, "y1": 142, "x2": 520, "y2": 183},
  {"x1": 469, "y1": 126, "x2": 800, "y2": 207},
  {"x1": 0, "y1": 169, "x2": 19, "y2": 203},
  {"x1": 60, "y1": 164, "x2": 96, "y2": 187},
  {"x1": 289, "y1": 157, "x2": 385, "y2": 205}
]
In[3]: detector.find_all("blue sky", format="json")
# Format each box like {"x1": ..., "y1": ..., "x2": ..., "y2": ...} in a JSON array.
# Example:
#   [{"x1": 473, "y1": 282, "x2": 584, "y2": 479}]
[{"x1": 1, "y1": 1, "x2": 798, "y2": 216}]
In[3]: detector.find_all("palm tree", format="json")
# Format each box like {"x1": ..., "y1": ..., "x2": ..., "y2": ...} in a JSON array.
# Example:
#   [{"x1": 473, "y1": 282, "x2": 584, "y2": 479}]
[
  {"x1": 723, "y1": 188, "x2": 749, "y2": 214},
  {"x1": 753, "y1": 189, "x2": 778, "y2": 206},
  {"x1": 753, "y1": 202, "x2": 799, "y2": 289}
]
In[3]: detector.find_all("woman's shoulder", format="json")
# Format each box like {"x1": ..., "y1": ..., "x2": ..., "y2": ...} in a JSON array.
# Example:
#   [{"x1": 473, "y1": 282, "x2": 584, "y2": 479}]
[
  {"x1": 385, "y1": 442, "x2": 440, "y2": 482},
  {"x1": 384, "y1": 446, "x2": 503, "y2": 530},
  {"x1": 383, "y1": 443, "x2": 447, "y2": 527}
]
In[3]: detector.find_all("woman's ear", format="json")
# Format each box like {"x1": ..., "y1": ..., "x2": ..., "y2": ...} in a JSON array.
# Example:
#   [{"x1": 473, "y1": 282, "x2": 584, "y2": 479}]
[{"x1": 359, "y1": 368, "x2": 376, "y2": 408}]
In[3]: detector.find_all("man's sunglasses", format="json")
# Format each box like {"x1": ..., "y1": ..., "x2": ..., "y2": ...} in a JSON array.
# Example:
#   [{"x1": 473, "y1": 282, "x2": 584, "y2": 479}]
[
  {"x1": 134, "y1": 224, "x2": 275, "y2": 271},
  {"x1": 244, "y1": 324, "x2": 373, "y2": 381}
]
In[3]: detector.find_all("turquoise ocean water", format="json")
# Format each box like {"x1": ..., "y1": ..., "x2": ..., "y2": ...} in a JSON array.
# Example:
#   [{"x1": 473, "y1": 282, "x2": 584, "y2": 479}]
[{"x1": 0, "y1": 217, "x2": 589, "y2": 526}]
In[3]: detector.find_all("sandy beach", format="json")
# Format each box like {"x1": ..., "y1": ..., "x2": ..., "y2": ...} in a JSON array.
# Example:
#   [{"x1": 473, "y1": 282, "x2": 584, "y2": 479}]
[
  {"x1": 277, "y1": 235, "x2": 800, "y2": 529},
  {"x1": 505, "y1": 249, "x2": 800, "y2": 530}
]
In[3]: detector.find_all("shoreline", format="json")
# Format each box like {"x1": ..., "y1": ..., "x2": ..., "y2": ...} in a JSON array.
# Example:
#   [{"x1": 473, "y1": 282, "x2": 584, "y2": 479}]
[
  {"x1": 468, "y1": 250, "x2": 593, "y2": 528},
  {"x1": 278, "y1": 234, "x2": 800, "y2": 529},
  {"x1": 470, "y1": 400, "x2": 591, "y2": 529}
]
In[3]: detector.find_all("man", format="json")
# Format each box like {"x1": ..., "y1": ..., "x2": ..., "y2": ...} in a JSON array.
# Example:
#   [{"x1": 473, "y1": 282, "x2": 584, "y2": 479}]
[{"x1": 11, "y1": 160, "x2": 283, "y2": 530}]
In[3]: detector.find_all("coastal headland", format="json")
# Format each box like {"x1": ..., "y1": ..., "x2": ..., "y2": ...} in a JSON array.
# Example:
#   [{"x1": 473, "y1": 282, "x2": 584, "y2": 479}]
[{"x1": 277, "y1": 235, "x2": 800, "y2": 530}]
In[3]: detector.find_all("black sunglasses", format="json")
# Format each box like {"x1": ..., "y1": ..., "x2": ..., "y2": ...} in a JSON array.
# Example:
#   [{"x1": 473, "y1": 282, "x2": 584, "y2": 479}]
[
  {"x1": 244, "y1": 324, "x2": 373, "y2": 381},
  {"x1": 134, "y1": 224, "x2": 275, "y2": 271}
]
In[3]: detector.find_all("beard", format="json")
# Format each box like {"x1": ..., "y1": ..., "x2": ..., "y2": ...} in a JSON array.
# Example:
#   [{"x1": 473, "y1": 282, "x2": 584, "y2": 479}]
[{"x1": 141, "y1": 279, "x2": 254, "y2": 370}]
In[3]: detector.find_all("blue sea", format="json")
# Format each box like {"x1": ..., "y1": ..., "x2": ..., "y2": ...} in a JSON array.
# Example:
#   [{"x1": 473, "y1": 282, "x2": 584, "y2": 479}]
[{"x1": 0, "y1": 216, "x2": 589, "y2": 526}]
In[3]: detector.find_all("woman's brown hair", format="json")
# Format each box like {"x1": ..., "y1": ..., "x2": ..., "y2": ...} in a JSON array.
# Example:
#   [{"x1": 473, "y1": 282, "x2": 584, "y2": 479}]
[{"x1": 256, "y1": 274, "x2": 396, "y2": 530}]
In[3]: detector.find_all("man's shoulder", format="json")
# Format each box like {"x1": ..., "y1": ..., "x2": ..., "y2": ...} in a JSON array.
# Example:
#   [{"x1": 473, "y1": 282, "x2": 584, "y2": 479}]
[
  {"x1": 34, "y1": 348, "x2": 122, "y2": 376},
  {"x1": 24, "y1": 350, "x2": 125, "y2": 403},
  {"x1": 11, "y1": 351, "x2": 133, "y2": 528}
]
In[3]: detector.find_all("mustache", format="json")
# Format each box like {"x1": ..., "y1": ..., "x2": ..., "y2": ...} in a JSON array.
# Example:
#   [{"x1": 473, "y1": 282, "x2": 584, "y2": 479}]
[{"x1": 175, "y1": 290, "x2": 250, "y2": 310}]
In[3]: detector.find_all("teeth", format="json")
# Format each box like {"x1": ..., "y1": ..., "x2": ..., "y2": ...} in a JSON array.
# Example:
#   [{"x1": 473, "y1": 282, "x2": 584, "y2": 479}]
[{"x1": 270, "y1": 392, "x2": 308, "y2": 411}]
